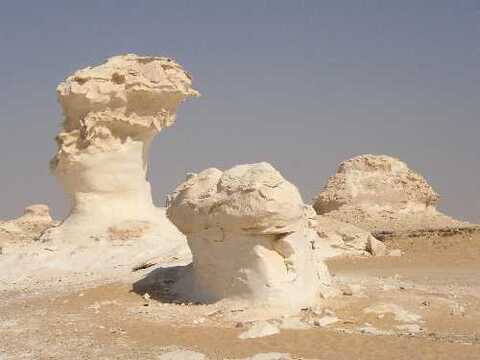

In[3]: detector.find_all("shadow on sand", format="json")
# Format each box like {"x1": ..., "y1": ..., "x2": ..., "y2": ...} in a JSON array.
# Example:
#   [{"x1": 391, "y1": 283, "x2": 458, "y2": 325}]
[{"x1": 131, "y1": 263, "x2": 193, "y2": 303}]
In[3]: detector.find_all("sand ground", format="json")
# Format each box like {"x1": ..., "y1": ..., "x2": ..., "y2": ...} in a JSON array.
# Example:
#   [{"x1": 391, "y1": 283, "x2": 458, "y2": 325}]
[{"x1": 1, "y1": 230, "x2": 479, "y2": 359}]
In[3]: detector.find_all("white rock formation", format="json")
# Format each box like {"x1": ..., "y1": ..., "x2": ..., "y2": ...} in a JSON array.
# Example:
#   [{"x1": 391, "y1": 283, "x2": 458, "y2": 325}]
[
  {"x1": 313, "y1": 154, "x2": 469, "y2": 232},
  {"x1": 41, "y1": 54, "x2": 198, "y2": 246},
  {"x1": 0, "y1": 205, "x2": 54, "y2": 245},
  {"x1": 167, "y1": 162, "x2": 336, "y2": 310}
]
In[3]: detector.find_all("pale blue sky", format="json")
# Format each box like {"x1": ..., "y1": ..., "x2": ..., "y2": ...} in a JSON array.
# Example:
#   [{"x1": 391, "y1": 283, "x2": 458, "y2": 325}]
[{"x1": 0, "y1": 1, "x2": 479, "y2": 222}]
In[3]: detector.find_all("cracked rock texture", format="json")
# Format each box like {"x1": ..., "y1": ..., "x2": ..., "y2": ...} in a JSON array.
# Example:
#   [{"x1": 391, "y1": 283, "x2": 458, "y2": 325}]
[
  {"x1": 313, "y1": 154, "x2": 470, "y2": 232},
  {"x1": 167, "y1": 162, "x2": 336, "y2": 309},
  {"x1": 41, "y1": 54, "x2": 198, "y2": 246}
]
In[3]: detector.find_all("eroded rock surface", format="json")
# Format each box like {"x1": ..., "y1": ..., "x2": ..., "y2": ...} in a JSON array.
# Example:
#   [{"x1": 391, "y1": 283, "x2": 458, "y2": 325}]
[
  {"x1": 167, "y1": 162, "x2": 336, "y2": 310},
  {"x1": 41, "y1": 54, "x2": 198, "y2": 246},
  {"x1": 313, "y1": 154, "x2": 470, "y2": 232},
  {"x1": 311, "y1": 214, "x2": 384, "y2": 258}
]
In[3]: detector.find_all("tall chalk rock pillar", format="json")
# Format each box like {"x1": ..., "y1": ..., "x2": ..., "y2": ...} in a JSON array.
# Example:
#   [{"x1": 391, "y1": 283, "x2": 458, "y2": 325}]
[{"x1": 42, "y1": 54, "x2": 199, "y2": 244}]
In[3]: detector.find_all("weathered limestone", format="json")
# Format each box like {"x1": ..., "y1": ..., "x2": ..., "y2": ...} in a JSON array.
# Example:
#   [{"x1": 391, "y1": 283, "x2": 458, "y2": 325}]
[
  {"x1": 311, "y1": 214, "x2": 384, "y2": 257},
  {"x1": 0, "y1": 205, "x2": 54, "y2": 245},
  {"x1": 313, "y1": 154, "x2": 469, "y2": 232},
  {"x1": 167, "y1": 162, "x2": 336, "y2": 309},
  {"x1": 41, "y1": 54, "x2": 199, "y2": 244},
  {"x1": 365, "y1": 235, "x2": 387, "y2": 256}
]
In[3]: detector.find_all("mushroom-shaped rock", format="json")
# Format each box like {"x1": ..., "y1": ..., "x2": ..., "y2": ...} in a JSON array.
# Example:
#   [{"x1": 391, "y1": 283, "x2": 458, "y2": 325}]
[
  {"x1": 312, "y1": 154, "x2": 469, "y2": 232},
  {"x1": 41, "y1": 54, "x2": 198, "y2": 245},
  {"x1": 167, "y1": 163, "x2": 335, "y2": 309}
]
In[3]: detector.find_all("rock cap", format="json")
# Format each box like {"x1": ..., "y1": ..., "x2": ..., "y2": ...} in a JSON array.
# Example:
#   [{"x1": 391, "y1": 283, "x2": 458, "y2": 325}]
[{"x1": 167, "y1": 162, "x2": 306, "y2": 235}]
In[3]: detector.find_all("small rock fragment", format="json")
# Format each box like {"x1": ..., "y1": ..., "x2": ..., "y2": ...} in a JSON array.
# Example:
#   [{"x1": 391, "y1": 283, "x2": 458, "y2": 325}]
[
  {"x1": 364, "y1": 303, "x2": 423, "y2": 323},
  {"x1": 340, "y1": 284, "x2": 353, "y2": 296},
  {"x1": 232, "y1": 354, "x2": 292, "y2": 360},
  {"x1": 314, "y1": 316, "x2": 339, "y2": 327},
  {"x1": 388, "y1": 249, "x2": 402, "y2": 257},
  {"x1": 206, "y1": 309, "x2": 223, "y2": 317},
  {"x1": 238, "y1": 321, "x2": 280, "y2": 339},
  {"x1": 421, "y1": 300, "x2": 431, "y2": 308},
  {"x1": 280, "y1": 317, "x2": 310, "y2": 330},
  {"x1": 158, "y1": 349, "x2": 207, "y2": 360},
  {"x1": 449, "y1": 303, "x2": 465, "y2": 316},
  {"x1": 193, "y1": 317, "x2": 206, "y2": 325},
  {"x1": 396, "y1": 324, "x2": 424, "y2": 334},
  {"x1": 359, "y1": 325, "x2": 394, "y2": 336},
  {"x1": 366, "y1": 237, "x2": 387, "y2": 256}
]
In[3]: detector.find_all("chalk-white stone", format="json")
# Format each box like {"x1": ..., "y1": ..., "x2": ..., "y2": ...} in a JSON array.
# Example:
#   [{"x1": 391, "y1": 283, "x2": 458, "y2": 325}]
[
  {"x1": 388, "y1": 249, "x2": 403, "y2": 257},
  {"x1": 167, "y1": 163, "x2": 336, "y2": 309},
  {"x1": 0, "y1": 204, "x2": 54, "y2": 243},
  {"x1": 41, "y1": 54, "x2": 198, "y2": 247},
  {"x1": 158, "y1": 349, "x2": 207, "y2": 360},
  {"x1": 313, "y1": 154, "x2": 469, "y2": 232},
  {"x1": 311, "y1": 214, "x2": 381, "y2": 258},
  {"x1": 232, "y1": 354, "x2": 293, "y2": 360},
  {"x1": 364, "y1": 303, "x2": 423, "y2": 323},
  {"x1": 366, "y1": 237, "x2": 387, "y2": 257},
  {"x1": 238, "y1": 321, "x2": 280, "y2": 339},
  {"x1": 315, "y1": 315, "x2": 339, "y2": 327}
]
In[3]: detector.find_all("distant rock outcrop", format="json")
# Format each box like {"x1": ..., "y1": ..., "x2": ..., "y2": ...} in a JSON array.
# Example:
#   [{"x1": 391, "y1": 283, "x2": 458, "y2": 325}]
[
  {"x1": 41, "y1": 54, "x2": 199, "y2": 246},
  {"x1": 313, "y1": 154, "x2": 469, "y2": 232},
  {"x1": 167, "y1": 162, "x2": 337, "y2": 309},
  {"x1": 0, "y1": 204, "x2": 54, "y2": 244}
]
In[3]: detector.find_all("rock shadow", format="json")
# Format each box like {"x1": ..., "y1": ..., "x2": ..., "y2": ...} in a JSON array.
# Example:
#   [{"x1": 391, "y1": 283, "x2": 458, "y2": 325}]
[{"x1": 132, "y1": 263, "x2": 194, "y2": 303}]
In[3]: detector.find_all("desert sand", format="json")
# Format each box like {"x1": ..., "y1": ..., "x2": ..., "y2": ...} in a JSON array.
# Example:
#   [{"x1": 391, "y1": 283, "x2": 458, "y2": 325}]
[
  {"x1": 1, "y1": 54, "x2": 479, "y2": 360},
  {"x1": 1, "y1": 228, "x2": 479, "y2": 359}
]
